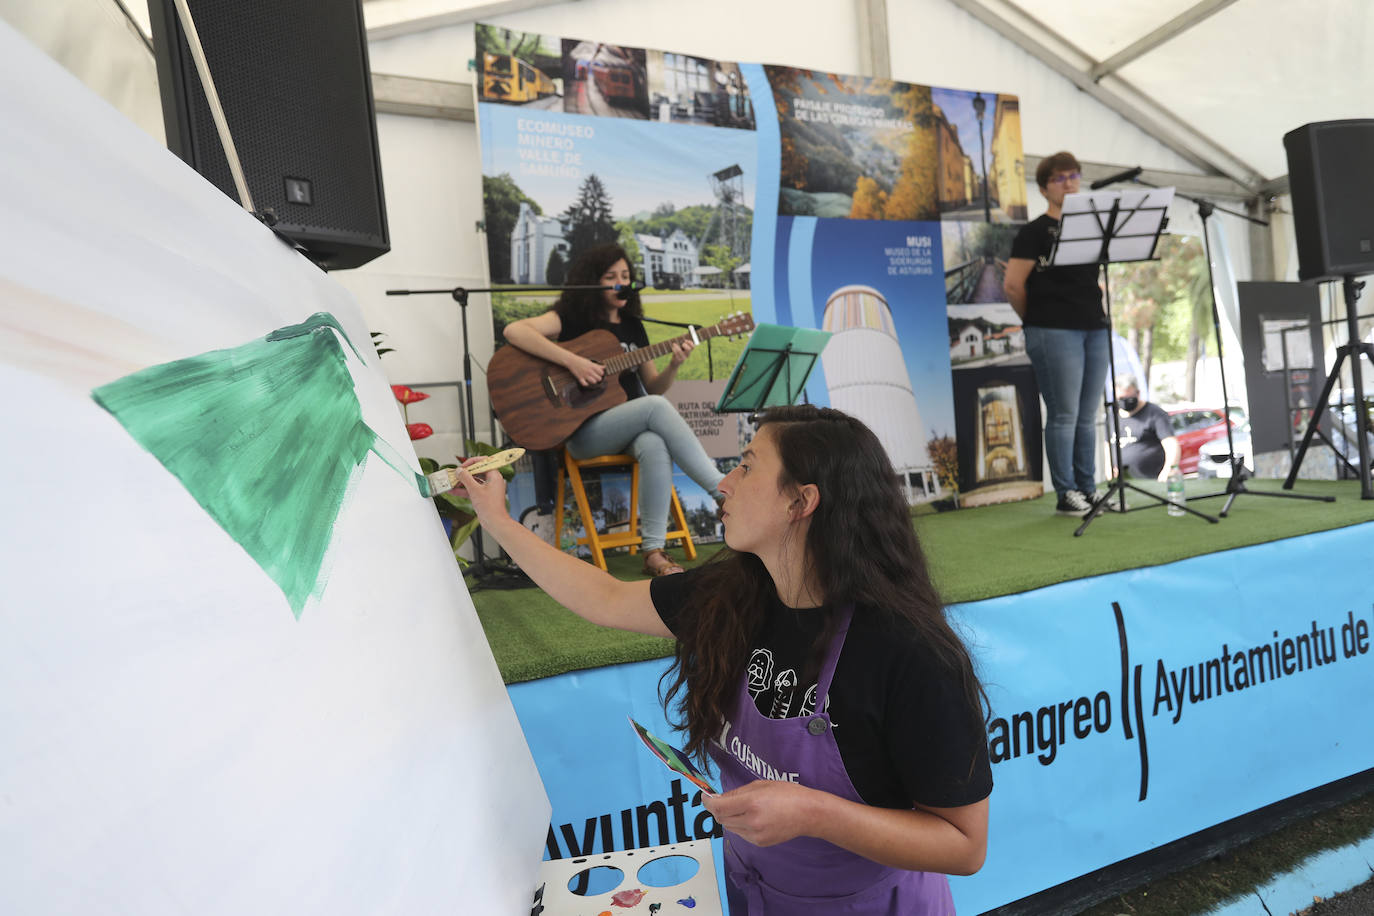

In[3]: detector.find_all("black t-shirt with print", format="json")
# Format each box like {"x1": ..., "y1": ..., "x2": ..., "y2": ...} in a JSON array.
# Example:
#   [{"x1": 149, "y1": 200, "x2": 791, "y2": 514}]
[
  {"x1": 557, "y1": 311, "x2": 650, "y2": 401},
  {"x1": 1116, "y1": 400, "x2": 1174, "y2": 478},
  {"x1": 1010, "y1": 214, "x2": 1107, "y2": 330},
  {"x1": 650, "y1": 567, "x2": 993, "y2": 811}
]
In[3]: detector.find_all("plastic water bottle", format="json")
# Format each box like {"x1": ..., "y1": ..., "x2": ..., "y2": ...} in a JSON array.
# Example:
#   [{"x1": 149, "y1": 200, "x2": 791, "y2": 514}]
[{"x1": 1167, "y1": 468, "x2": 1186, "y2": 517}]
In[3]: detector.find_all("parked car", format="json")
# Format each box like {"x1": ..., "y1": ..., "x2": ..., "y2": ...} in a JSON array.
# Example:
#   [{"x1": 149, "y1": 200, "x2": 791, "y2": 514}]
[
  {"x1": 1164, "y1": 404, "x2": 1244, "y2": 475},
  {"x1": 1196, "y1": 420, "x2": 1253, "y2": 478}
]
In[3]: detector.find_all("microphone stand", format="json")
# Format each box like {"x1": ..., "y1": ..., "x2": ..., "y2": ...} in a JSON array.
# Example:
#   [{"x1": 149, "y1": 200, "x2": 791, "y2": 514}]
[
  {"x1": 384, "y1": 283, "x2": 613, "y2": 590},
  {"x1": 1125, "y1": 179, "x2": 1333, "y2": 514}
]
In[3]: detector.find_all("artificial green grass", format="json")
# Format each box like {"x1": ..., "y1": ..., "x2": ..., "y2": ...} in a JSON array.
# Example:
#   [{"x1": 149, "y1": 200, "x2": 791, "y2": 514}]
[
  {"x1": 916, "y1": 478, "x2": 1374, "y2": 605},
  {"x1": 471, "y1": 478, "x2": 1374, "y2": 685},
  {"x1": 1077, "y1": 791, "x2": 1374, "y2": 915}
]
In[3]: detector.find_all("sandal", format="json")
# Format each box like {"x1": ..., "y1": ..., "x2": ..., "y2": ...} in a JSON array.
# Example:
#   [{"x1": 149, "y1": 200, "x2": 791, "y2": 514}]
[{"x1": 641, "y1": 548, "x2": 685, "y2": 578}]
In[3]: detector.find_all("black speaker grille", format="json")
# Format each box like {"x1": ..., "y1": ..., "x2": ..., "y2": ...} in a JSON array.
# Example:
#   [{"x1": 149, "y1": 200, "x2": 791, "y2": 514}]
[
  {"x1": 1284, "y1": 119, "x2": 1374, "y2": 283},
  {"x1": 154, "y1": 0, "x2": 388, "y2": 269},
  {"x1": 1313, "y1": 122, "x2": 1374, "y2": 272}
]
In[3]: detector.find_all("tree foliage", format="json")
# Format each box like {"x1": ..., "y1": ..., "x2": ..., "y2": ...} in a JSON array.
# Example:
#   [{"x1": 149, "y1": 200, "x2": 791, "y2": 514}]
[
  {"x1": 885, "y1": 85, "x2": 939, "y2": 221},
  {"x1": 1107, "y1": 233, "x2": 1210, "y2": 394},
  {"x1": 545, "y1": 248, "x2": 566, "y2": 286},
  {"x1": 561, "y1": 173, "x2": 618, "y2": 262},
  {"x1": 482, "y1": 173, "x2": 542, "y2": 284},
  {"x1": 928, "y1": 434, "x2": 960, "y2": 498}
]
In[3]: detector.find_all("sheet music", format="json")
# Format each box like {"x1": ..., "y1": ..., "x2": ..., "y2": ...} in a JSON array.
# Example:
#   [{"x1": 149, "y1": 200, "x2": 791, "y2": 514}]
[{"x1": 1050, "y1": 187, "x2": 1174, "y2": 265}]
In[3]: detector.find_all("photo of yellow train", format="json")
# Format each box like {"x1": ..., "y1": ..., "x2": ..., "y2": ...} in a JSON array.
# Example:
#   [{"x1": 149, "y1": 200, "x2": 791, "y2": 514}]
[{"x1": 481, "y1": 52, "x2": 560, "y2": 104}]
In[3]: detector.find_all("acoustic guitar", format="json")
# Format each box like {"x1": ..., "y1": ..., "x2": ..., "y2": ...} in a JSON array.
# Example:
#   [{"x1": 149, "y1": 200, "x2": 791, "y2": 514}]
[{"x1": 487, "y1": 312, "x2": 755, "y2": 450}]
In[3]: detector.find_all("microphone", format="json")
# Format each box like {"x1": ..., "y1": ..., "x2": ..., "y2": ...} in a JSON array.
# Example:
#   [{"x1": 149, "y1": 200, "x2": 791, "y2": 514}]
[
  {"x1": 1089, "y1": 166, "x2": 1143, "y2": 190},
  {"x1": 613, "y1": 282, "x2": 642, "y2": 301}
]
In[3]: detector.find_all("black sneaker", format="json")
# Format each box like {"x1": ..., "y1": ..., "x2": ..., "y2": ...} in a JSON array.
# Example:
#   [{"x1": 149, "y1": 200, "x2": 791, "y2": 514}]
[{"x1": 1055, "y1": 489, "x2": 1093, "y2": 516}]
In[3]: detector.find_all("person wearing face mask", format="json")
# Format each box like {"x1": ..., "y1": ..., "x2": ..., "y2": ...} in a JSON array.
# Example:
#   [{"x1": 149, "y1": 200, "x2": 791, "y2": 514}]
[
  {"x1": 1004, "y1": 151, "x2": 1110, "y2": 518},
  {"x1": 1112, "y1": 375, "x2": 1179, "y2": 482}
]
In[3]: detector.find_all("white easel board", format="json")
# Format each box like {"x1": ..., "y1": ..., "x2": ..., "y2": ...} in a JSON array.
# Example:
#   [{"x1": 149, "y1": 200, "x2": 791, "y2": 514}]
[{"x1": 0, "y1": 20, "x2": 548, "y2": 915}]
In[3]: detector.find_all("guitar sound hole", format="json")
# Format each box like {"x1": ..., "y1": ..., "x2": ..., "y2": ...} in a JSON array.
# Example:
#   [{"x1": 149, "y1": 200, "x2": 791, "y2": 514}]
[{"x1": 562, "y1": 379, "x2": 605, "y2": 408}]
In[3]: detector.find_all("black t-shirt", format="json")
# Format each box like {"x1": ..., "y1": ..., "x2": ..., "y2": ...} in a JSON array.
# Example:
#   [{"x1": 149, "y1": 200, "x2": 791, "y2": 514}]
[
  {"x1": 650, "y1": 568, "x2": 993, "y2": 811},
  {"x1": 1010, "y1": 214, "x2": 1107, "y2": 330},
  {"x1": 557, "y1": 311, "x2": 649, "y2": 400},
  {"x1": 1115, "y1": 401, "x2": 1174, "y2": 478}
]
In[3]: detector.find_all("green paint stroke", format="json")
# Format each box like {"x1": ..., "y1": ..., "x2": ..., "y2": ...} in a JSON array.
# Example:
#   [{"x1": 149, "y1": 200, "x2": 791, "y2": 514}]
[{"x1": 92, "y1": 312, "x2": 426, "y2": 618}]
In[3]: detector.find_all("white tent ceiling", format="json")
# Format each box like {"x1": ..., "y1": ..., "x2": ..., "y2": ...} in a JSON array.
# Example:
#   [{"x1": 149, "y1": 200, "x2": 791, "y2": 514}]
[
  {"x1": 951, "y1": 0, "x2": 1374, "y2": 189},
  {"x1": 8, "y1": 0, "x2": 1369, "y2": 193}
]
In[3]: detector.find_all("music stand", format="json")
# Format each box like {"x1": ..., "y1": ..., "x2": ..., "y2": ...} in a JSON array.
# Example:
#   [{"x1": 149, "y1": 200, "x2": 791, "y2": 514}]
[
  {"x1": 1048, "y1": 187, "x2": 1220, "y2": 535},
  {"x1": 715, "y1": 323, "x2": 831, "y2": 415}
]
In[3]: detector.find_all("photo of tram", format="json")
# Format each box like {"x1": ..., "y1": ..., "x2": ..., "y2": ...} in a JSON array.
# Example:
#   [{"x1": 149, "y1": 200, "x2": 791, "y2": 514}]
[
  {"x1": 474, "y1": 25, "x2": 564, "y2": 110},
  {"x1": 482, "y1": 53, "x2": 559, "y2": 103},
  {"x1": 563, "y1": 39, "x2": 649, "y2": 119},
  {"x1": 591, "y1": 57, "x2": 639, "y2": 105}
]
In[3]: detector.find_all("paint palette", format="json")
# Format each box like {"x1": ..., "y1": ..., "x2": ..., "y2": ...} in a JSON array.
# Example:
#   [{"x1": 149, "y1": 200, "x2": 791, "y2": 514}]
[
  {"x1": 424, "y1": 447, "x2": 525, "y2": 496},
  {"x1": 532, "y1": 838, "x2": 722, "y2": 916},
  {"x1": 629, "y1": 717, "x2": 717, "y2": 796}
]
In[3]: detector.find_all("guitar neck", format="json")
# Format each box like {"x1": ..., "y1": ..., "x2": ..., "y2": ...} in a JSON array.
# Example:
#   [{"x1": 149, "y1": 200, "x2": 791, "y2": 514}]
[{"x1": 601, "y1": 325, "x2": 726, "y2": 374}]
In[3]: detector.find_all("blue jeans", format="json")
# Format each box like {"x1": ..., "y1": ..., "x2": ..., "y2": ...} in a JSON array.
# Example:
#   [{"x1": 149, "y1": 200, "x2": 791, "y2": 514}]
[
  {"x1": 1024, "y1": 326, "x2": 1109, "y2": 497},
  {"x1": 566, "y1": 395, "x2": 725, "y2": 550}
]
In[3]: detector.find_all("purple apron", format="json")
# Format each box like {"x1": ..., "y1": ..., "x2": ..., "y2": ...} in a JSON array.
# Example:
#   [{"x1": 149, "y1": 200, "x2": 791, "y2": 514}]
[{"x1": 707, "y1": 605, "x2": 957, "y2": 915}]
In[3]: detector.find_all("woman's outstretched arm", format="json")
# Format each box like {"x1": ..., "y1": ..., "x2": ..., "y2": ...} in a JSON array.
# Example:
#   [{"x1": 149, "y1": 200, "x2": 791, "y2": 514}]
[{"x1": 453, "y1": 464, "x2": 671, "y2": 638}]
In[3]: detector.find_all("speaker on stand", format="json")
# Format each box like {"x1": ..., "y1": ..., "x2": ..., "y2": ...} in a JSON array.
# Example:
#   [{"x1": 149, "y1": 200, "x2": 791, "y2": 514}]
[
  {"x1": 1281, "y1": 119, "x2": 1374, "y2": 497},
  {"x1": 148, "y1": 0, "x2": 389, "y2": 270}
]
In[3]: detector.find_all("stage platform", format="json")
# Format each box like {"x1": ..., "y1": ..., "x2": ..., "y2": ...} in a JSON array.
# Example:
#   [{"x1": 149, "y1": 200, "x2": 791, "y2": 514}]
[{"x1": 473, "y1": 479, "x2": 1374, "y2": 684}]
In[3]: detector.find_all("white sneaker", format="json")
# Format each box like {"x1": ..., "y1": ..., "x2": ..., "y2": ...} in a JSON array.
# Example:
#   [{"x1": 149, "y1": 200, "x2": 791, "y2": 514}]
[{"x1": 1056, "y1": 489, "x2": 1093, "y2": 516}]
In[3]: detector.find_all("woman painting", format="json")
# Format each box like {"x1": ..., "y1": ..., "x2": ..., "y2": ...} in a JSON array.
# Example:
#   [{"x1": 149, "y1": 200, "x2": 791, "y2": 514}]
[{"x1": 456, "y1": 404, "x2": 991, "y2": 913}]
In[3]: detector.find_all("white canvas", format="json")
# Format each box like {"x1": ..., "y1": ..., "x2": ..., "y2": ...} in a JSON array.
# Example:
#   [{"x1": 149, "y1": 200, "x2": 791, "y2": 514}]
[{"x1": 0, "y1": 21, "x2": 548, "y2": 915}]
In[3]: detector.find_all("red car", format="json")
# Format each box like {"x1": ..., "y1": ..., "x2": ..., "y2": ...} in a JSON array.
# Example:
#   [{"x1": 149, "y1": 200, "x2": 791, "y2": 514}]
[{"x1": 1165, "y1": 405, "x2": 1241, "y2": 475}]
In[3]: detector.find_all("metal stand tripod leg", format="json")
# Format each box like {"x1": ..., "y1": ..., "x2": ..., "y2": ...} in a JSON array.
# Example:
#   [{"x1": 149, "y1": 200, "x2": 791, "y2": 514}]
[
  {"x1": 1075, "y1": 261, "x2": 1218, "y2": 534},
  {"x1": 1186, "y1": 201, "x2": 1333, "y2": 515},
  {"x1": 1076, "y1": 475, "x2": 1218, "y2": 536},
  {"x1": 1282, "y1": 275, "x2": 1373, "y2": 498}
]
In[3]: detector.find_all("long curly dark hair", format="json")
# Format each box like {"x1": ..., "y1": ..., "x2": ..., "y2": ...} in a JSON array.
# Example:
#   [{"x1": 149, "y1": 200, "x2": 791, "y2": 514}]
[
  {"x1": 660, "y1": 404, "x2": 989, "y2": 764},
  {"x1": 552, "y1": 243, "x2": 643, "y2": 328}
]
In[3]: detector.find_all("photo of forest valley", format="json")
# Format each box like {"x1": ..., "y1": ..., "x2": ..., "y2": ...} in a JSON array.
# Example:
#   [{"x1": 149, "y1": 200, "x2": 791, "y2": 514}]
[
  {"x1": 766, "y1": 68, "x2": 1026, "y2": 224},
  {"x1": 768, "y1": 67, "x2": 940, "y2": 220},
  {"x1": 942, "y1": 220, "x2": 1020, "y2": 305}
]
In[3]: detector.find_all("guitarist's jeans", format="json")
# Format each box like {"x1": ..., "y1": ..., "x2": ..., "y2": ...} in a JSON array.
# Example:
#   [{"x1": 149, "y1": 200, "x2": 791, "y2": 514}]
[{"x1": 566, "y1": 395, "x2": 725, "y2": 551}]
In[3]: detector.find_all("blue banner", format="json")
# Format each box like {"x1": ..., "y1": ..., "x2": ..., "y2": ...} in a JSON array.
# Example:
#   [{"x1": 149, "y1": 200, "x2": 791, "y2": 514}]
[{"x1": 509, "y1": 522, "x2": 1374, "y2": 912}]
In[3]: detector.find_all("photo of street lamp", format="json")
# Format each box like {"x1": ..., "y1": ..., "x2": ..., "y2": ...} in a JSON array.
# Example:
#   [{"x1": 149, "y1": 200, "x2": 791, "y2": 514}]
[{"x1": 973, "y1": 92, "x2": 991, "y2": 223}]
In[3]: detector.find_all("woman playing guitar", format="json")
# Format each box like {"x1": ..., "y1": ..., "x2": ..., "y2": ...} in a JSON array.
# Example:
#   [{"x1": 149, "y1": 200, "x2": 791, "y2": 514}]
[{"x1": 502, "y1": 243, "x2": 725, "y2": 577}]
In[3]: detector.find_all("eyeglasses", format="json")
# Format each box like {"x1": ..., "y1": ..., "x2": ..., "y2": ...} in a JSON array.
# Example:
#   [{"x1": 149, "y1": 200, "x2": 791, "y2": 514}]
[{"x1": 1049, "y1": 171, "x2": 1081, "y2": 185}]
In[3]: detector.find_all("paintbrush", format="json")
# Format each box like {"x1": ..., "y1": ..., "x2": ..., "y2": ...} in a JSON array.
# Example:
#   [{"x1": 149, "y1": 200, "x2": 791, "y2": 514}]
[{"x1": 423, "y1": 447, "x2": 525, "y2": 497}]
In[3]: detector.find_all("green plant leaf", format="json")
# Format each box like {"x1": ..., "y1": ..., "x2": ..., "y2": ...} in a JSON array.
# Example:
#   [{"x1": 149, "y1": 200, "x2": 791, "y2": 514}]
[
  {"x1": 465, "y1": 439, "x2": 499, "y2": 456},
  {"x1": 463, "y1": 439, "x2": 516, "y2": 479},
  {"x1": 448, "y1": 515, "x2": 481, "y2": 556}
]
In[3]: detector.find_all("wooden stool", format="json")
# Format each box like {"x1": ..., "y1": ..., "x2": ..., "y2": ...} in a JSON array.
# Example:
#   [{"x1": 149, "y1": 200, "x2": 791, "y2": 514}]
[{"x1": 554, "y1": 449, "x2": 697, "y2": 572}]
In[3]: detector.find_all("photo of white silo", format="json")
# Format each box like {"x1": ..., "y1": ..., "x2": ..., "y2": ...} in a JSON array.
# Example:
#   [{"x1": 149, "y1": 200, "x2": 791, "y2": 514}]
[{"x1": 820, "y1": 285, "x2": 938, "y2": 503}]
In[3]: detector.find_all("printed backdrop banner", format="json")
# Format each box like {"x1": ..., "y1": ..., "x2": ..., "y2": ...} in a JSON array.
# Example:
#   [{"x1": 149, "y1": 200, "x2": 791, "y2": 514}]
[
  {"x1": 475, "y1": 25, "x2": 1041, "y2": 519},
  {"x1": 509, "y1": 522, "x2": 1374, "y2": 912}
]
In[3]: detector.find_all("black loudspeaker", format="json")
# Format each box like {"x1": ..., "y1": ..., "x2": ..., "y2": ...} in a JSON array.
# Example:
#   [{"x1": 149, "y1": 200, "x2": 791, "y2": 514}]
[
  {"x1": 148, "y1": 0, "x2": 389, "y2": 270},
  {"x1": 1283, "y1": 119, "x2": 1374, "y2": 283}
]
